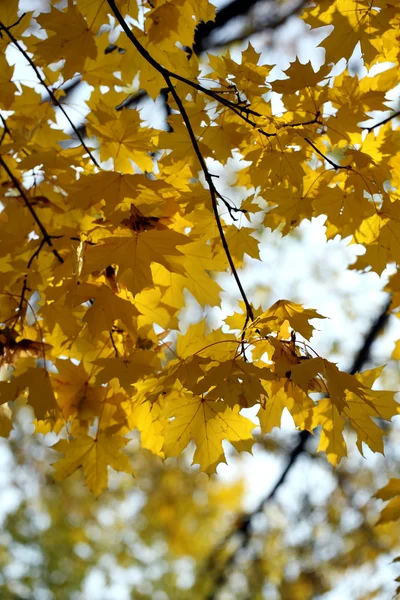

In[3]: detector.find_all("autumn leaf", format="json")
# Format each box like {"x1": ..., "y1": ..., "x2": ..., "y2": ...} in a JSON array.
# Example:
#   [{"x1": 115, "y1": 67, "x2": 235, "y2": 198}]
[
  {"x1": 253, "y1": 300, "x2": 326, "y2": 340},
  {"x1": 375, "y1": 479, "x2": 400, "y2": 525},
  {"x1": 0, "y1": 0, "x2": 398, "y2": 499},
  {"x1": 161, "y1": 384, "x2": 255, "y2": 474},
  {"x1": 52, "y1": 433, "x2": 133, "y2": 497},
  {"x1": 83, "y1": 229, "x2": 189, "y2": 295},
  {"x1": 35, "y1": 3, "x2": 97, "y2": 79}
]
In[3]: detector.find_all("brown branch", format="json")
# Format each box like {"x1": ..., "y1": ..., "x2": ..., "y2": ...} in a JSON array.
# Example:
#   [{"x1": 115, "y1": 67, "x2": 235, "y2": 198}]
[
  {"x1": 361, "y1": 109, "x2": 400, "y2": 133},
  {"x1": 15, "y1": 275, "x2": 29, "y2": 323},
  {"x1": 304, "y1": 137, "x2": 352, "y2": 171},
  {"x1": 107, "y1": 0, "x2": 254, "y2": 325},
  {"x1": 205, "y1": 0, "x2": 309, "y2": 50},
  {"x1": 280, "y1": 111, "x2": 322, "y2": 128},
  {"x1": 27, "y1": 237, "x2": 48, "y2": 269},
  {"x1": 0, "y1": 115, "x2": 12, "y2": 145},
  {"x1": 0, "y1": 156, "x2": 64, "y2": 264},
  {"x1": 110, "y1": 331, "x2": 119, "y2": 357},
  {"x1": 11, "y1": 235, "x2": 54, "y2": 328},
  {"x1": 0, "y1": 20, "x2": 100, "y2": 170},
  {"x1": 205, "y1": 295, "x2": 392, "y2": 599}
]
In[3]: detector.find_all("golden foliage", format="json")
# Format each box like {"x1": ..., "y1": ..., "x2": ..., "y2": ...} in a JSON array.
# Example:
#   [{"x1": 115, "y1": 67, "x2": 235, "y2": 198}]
[{"x1": 0, "y1": 0, "x2": 399, "y2": 494}]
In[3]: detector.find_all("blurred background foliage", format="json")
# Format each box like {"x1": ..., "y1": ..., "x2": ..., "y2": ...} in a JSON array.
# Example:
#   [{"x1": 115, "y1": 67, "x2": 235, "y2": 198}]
[{"x1": 1, "y1": 402, "x2": 399, "y2": 600}]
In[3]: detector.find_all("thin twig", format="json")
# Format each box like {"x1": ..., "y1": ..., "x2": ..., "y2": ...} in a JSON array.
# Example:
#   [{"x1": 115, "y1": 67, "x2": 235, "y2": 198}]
[
  {"x1": 0, "y1": 115, "x2": 12, "y2": 145},
  {"x1": 0, "y1": 156, "x2": 63, "y2": 264},
  {"x1": 215, "y1": 190, "x2": 247, "y2": 221},
  {"x1": 280, "y1": 111, "x2": 322, "y2": 128},
  {"x1": 107, "y1": 0, "x2": 254, "y2": 326},
  {"x1": 27, "y1": 237, "x2": 48, "y2": 269},
  {"x1": 110, "y1": 331, "x2": 119, "y2": 357},
  {"x1": 304, "y1": 137, "x2": 352, "y2": 171},
  {"x1": 16, "y1": 275, "x2": 29, "y2": 318},
  {"x1": 361, "y1": 109, "x2": 400, "y2": 133},
  {"x1": 0, "y1": 20, "x2": 101, "y2": 169}
]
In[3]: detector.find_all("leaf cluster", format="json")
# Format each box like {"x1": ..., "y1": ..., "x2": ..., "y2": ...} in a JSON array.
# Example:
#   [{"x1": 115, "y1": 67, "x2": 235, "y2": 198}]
[{"x1": 0, "y1": 0, "x2": 399, "y2": 497}]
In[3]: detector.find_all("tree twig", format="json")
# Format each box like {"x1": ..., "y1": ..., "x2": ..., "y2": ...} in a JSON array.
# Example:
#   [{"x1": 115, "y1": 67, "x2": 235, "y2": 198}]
[
  {"x1": 106, "y1": 0, "x2": 254, "y2": 327},
  {"x1": 304, "y1": 137, "x2": 352, "y2": 171},
  {"x1": 0, "y1": 19, "x2": 101, "y2": 170},
  {"x1": 0, "y1": 157, "x2": 64, "y2": 264},
  {"x1": 361, "y1": 109, "x2": 400, "y2": 133},
  {"x1": 193, "y1": 0, "x2": 308, "y2": 53}
]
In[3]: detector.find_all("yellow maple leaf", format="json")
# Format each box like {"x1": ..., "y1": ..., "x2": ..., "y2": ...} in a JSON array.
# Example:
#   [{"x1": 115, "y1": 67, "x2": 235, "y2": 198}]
[
  {"x1": 254, "y1": 299, "x2": 325, "y2": 340},
  {"x1": 87, "y1": 103, "x2": 156, "y2": 173},
  {"x1": 375, "y1": 479, "x2": 400, "y2": 525},
  {"x1": 299, "y1": 398, "x2": 347, "y2": 467},
  {"x1": 161, "y1": 385, "x2": 255, "y2": 474},
  {"x1": 52, "y1": 432, "x2": 133, "y2": 497},
  {"x1": 94, "y1": 351, "x2": 160, "y2": 390},
  {"x1": 52, "y1": 359, "x2": 106, "y2": 422},
  {"x1": 83, "y1": 229, "x2": 189, "y2": 295},
  {"x1": 0, "y1": 367, "x2": 58, "y2": 421},
  {"x1": 67, "y1": 282, "x2": 138, "y2": 338},
  {"x1": 123, "y1": 399, "x2": 165, "y2": 456},
  {"x1": 35, "y1": 2, "x2": 97, "y2": 79},
  {"x1": 224, "y1": 225, "x2": 260, "y2": 265}
]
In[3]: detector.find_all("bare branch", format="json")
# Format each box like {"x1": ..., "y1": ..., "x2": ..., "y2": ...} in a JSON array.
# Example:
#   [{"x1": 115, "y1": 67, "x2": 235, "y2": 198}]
[
  {"x1": 193, "y1": 0, "x2": 309, "y2": 53},
  {"x1": 304, "y1": 137, "x2": 352, "y2": 171}
]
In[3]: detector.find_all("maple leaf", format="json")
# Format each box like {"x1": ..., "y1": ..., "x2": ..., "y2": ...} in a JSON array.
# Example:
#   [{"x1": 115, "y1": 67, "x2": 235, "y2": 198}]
[
  {"x1": 297, "y1": 398, "x2": 347, "y2": 467},
  {"x1": 83, "y1": 229, "x2": 189, "y2": 295},
  {"x1": 51, "y1": 359, "x2": 107, "y2": 422},
  {"x1": 123, "y1": 399, "x2": 165, "y2": 456},
  {"x1": 253, "y1": 300, "x2": 325, "y2": 340},
  {"x1": 94, "y1": 351, "x2": 160, "y2": 390},
  {"x1": 161, "y1": 384, "x2": 255, "y2": 474},
  {"x1": 193, "y1": 359, "x2": 274, "y2": 407},
  {"x1": 87, "y1": 93, "x2": 159, "y2": 170},
  {"x1": 52, "y1": 433, "x2": 133, "y2": 497},
  {"x1": 35, "y1": 3, "x2": 97, "y2": 79},
  {"x1": 67, "y1": 282, "x2": 139, "y2": 338},
  {"x1": 375, "y1": 479, "x2": 400, "y2": 525},
  {"x1": 0, "y1": 367, "x2": 58, "y2": 421}
]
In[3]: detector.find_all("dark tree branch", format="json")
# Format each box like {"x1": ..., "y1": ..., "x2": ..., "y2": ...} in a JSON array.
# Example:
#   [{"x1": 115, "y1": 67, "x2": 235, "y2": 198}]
[
  {"x1": 0, "y1": 115, "x2": 12, "y2": 145},
  {"x1": 193, "y1": 0, "x2": 308, "y2": 53},
  {"x1": 106, "y1": 0, "x2": 255, "y2": 327},
  {"x1": 0, "y1": 156, "x2": 64, "y2": 264},
  {"x1": 304, "y1": 137, "x2": 352, "y2": 171},
  {"x1": 200, "y1": 0, "x2": 309, "y2": 51},
  {"x1": 0, "y1": 20, "x2": 100, "y2": 169},
  {"x1": 205, "y1": 295, "x2": 392, "y2": 599},
  {"x1": 361, "y1": 109, "x2": 400, "y2": 133}
]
